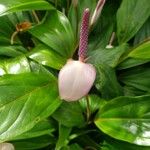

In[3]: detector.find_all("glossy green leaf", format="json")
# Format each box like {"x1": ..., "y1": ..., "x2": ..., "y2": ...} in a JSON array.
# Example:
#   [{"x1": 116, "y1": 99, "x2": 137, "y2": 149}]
[
  {"x1": 12, "y1": 135, "x2": 54, "y2": 150},
  {"x1": 117, "y1": 0, "x2": 150, "y2": 43},
  {"x1": 61, "y1": 144, "x2": 83, "y2": 150},
  {"x1": 89, "y1": 44, "x2": 129, "y2": 68},
  {"x1": 52, "y1": 101, "x2": 85, "y2": 127},
  {"x1": 28, "y1": 44, "x2": 66, "y2": 70},
  {"x1": 29, "y1": 61, "x2": 54, "y2": 75},
  {"x1": 56, "y1": 124, "x2": 71, "y2": 150},
  {"x1": 0, "y1": 55, "x2": 30, "y2": 75},
  {"x1": 134, "y1": 17, "x2": 150, "y2": 45},
  {"x1": 123, "y1": 86, "x2": 147, "y2": 97},
  {"x1": 96, "y1": 64, "x2": 123, "y2": 99},
  {"x1": 128, "y1": 41, "x2": 150, "y2": 60},
  {"x1": 29, "y1": 10, "x2": 75, "y2": 58},
  {"x1": 79, "y1": 94, "x2": 106, "y2": 114},
  {"x1": 67, "y1": 144, "x2": 83, "y2": 150},
  {"x1": 13, "y1": 119, "x2": 55, "y2": 140},
  {"x1": 0, "y1": 73, "x2": 61, "y2": 142},
  {"x1": 117, "y1": 57, "x2": 149, "y2": 70},
  {"x1": 119, "y1": 66, "x2": 150, "y2": 92},
  {"x1": 101, "y1": 139, "x2": 150, "y2": 150},
  {"x1": 0, "y1": 0, "x2": 53, "y2": 16},
  {"x1": 0, "y1": 46, "x2": 26, "y2": 57},
  {"x1": 0, "y1": 15, "x2": 18, "y2": 44},
  {"x1": 74, "y1": 134, "x2": 101, "y2": 150},
  {"x1": 88, "y1": 0, "x2": 120, "y2": 50},
  {"x1": 95, "y1": 95, "x2": 150, "y2": 146}
]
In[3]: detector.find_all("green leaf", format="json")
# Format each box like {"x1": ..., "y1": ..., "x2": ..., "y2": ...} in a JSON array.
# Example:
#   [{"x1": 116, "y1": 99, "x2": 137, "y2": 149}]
[
  {"x1": 95, "y1": 95, "x2": 150, "y2": 146},
  {"x1": 123, "y1": 86, "x2": 147, "y2": 97},
  {"x1": 56, "y1": 124, "x2": 71, "y2": 150},
  {"x1": 68, "y1": 144, "x2": 83, "y2": 150},
  {"x1": 128, "y1": 41, "x2": 150, "y2": 60},
  {"x1": 74, "y1": 134, "x2": 101, "y2": 150},
  {"x1": 117, "y1": 57, "x2": 149, "y2": 70},
  {"x1": 13, "y1": 119, "x2": 56, "y2": 140},
  {"x1": 52, "y1": 101, "x2": 85, "y2": 127},
  {"x1": 0, "y1": 46, "x2": 26, "y2": 57},
  {"x1": 119, "y1": 66, "x2": 150, "y2": 92},
  {"x1": 0, "y1": 55, "x2": 30, "y2": 75},
  {"x1": 0, "y1": 15, "x2": 18, "y2": 44},
  {"x1": 134, "y1": 17, "x2": 150, "y2": 45},
  {"x1": 0, "y1": 0, "x2": 53, "y2": 17},
  {"x1": 12, "y1": 135, "x2": 54, "y2": 150},
  {"x1": 28, "y1": 44, "x2": 66, "y2": 70},
  {"x1": 79, "y1": 94, "x2": 106, "y2": 114},
  {"x1": 88, "y1": 0, "x2": 120, "y2": 50},
  {"x1": 101, "y1": 139, "x2": 150, "y2": 150},
  {"x1": 0, "y1": 73, "x2": 61, "y2": 142},
  {"x1": 61, "y1": 144, "x2": 83, "y2": 150},
  {"x1": 117, "y1": 0, "x2": 150, "y2": 43},
  {"x1": 29, "y1": 10, "x2": 75, "y2": 58},
  {"x1": 89, "y1": 44, "x2": 129, "y2": 68},
  {"x1": 96, "y1": 64, "x2": 123, "y2": 99}
]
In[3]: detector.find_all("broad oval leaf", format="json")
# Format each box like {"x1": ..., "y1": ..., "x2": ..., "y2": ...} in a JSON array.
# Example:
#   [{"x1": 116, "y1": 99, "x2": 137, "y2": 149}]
[
  {"x1": 0, "y1": 73, "x2": 61, "y2": 142},
  {"x1": 28, "y1": 44, "x2": 66, "y2": 70},
  {"x1": 0, "y1": 46, "x2": 26, "y2": 57},
  {"x1": 0, "y1": 55, "x2": 30, "y2": 75},
  {"x1": 89, "y1": 44, "x2": 129, "y2": 68},
  {"x1": 134, "y1": 17, "x2": 150, "y2": 45},
  {"x1": 52, "y1": 101, "x2": 85, "y2": 127},
  {"x1": 119, "y1": 66, "x2": 150, "y2": 92},
  {"x1": 12, "y1": 135, "x2": 54, "y2": 150},
  {"x1": 102, "y1": 139, "x2": 150, "y2": 150},
  {"x1": 128, "y1": 40, "x2": 150, "y2": 60},
  {"x1": 13, "y1": 119, "x2": 55, "y2": 140},
  {"x1": 29, "y1": 10, "x2": 75, "y2": 58},
  {"x1": 0, "y1": 0, "x2": 53, "y2": 16},
  {"x1": 117, "y1": 0, "x2": 150, "y2": 44},
  {"x1": 117, "y1": 57, "x2": 149, "y2": 70},
  {"x1": 96, "y1": 64, "x2": 123, "y2": 99},
  {"x1": 95, "y1": 95, "x2": 150, "y2": 146}
]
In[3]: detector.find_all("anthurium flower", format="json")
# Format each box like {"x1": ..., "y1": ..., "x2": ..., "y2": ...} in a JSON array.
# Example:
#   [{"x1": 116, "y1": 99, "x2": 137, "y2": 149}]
[
  {"x1": 58, "y1": 8, "x2": 96, "y2": 101},
  {"x1": 0, "y1": 143, "x2": 15, "y2": 150}
]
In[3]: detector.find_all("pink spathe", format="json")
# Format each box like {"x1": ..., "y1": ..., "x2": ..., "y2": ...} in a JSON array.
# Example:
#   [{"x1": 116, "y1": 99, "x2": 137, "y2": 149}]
[{"x1": 58, "y1": 60, "x2": 96, "y2": 101}]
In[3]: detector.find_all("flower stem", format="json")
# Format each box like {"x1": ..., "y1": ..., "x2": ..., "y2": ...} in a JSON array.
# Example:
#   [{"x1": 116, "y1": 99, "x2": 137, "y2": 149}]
[
  {"x1": 86, "y1": 95, "x2": 90, "y2": 122},
  {"x1": 10, "y1": 31, "x2": 18, "y2": 45},
  {"x1": 32, "y1": 10, "x2": 40, "y2": 24},
  {"x1": 108, "y1": 32, "x2": 115, "y2": 46}
]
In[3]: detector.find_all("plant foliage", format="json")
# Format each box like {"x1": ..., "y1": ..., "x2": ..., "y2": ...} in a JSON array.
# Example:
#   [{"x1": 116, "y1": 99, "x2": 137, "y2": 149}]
[{"x1": 0, "y1": 0, "x2": 150, "y2": 149}]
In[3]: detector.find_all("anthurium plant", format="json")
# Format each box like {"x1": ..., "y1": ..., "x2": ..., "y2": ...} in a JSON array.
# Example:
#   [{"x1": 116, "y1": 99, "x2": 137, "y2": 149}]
[{"x1": 0, "y1": 0, "x2": 150, "y2": 150}]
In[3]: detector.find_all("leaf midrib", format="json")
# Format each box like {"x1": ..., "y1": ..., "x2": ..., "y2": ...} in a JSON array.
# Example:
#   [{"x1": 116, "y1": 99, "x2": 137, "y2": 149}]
[
  {"x1": 95, "y1": 118, "x2": 150, "y2": 122},
  {"x1": 0, "y1": 80, "x2": 55, "y2": 108},
  {"x1": 0, "y1": 1, "x2": 50, "y2": 16}
]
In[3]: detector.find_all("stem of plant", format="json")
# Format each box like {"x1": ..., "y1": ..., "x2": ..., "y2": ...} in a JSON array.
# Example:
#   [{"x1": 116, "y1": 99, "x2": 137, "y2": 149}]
[
  {"x1": 108, "y1": 32, "x2": 115, "y2": 46},
  {"x1": 86, "y1": 95, "x2": 91, "y2": 122},
  {"x1": 32, "y1": 10, "x2": 40, "y2": 24},
  {"x1": 55, "y1": 0, "x2": 58, "y2": 8},
  {"x1": 10, "y1": 31, "x2": 18, "y2": 45}
]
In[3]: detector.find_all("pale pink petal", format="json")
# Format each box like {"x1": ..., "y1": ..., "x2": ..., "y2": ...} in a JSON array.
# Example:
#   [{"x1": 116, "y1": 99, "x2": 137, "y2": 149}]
[
  {"x1": 58, "y1": 60, "x2": 96, "y2": 101},
  {"x1": 0, "y1": 143, "x2": 15, "y2": 150}
]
